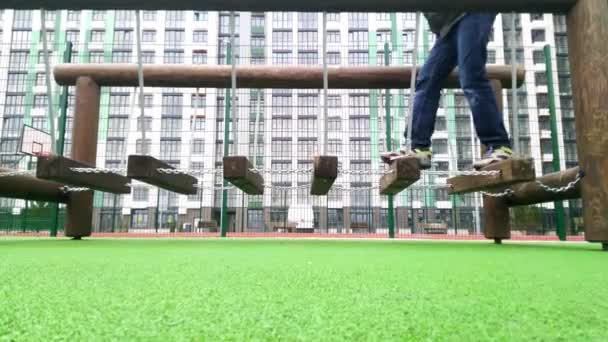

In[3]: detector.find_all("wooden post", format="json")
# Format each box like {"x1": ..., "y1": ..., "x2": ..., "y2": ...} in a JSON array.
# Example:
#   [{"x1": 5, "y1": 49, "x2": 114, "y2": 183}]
[
  {"x1": 483, "y1": 80, "x2": 511, "y2": 243},
  {"x1": 567, "y1": 0, "x2": 608, "y2": 247},
  {"x1": 65, "y1": 77, "x2": 100, "y2": 238}
]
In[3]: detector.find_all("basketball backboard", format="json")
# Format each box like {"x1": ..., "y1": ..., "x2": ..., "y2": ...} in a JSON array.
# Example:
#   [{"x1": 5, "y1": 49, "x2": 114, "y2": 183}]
[{"x1": 20, "y1": 124, "x2": 53, "y2": 157}]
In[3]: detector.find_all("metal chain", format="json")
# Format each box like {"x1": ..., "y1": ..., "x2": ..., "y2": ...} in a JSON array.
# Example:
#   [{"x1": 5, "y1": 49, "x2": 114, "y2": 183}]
[
  {"x1": 457, "y1": 170, "x2": 501, "y2": 177},
  {"x1": 535, "y1": 171, "x2": 584, "y2": 194},
  {"x1": 157, "y1": 168, "x2": 220, "y2": 176},
  {"x1": 70, "y1": 167, "x2": 126, "y2": 174},
  {"x1": 481, "y1": 188, "x2": 514, "y2": 198},
  {"x1": 60, "y1": 186, "x2": 91, "y2": 193},
  {"x1": 0, "y1": 170, "x2": 35, "y2": 177}
]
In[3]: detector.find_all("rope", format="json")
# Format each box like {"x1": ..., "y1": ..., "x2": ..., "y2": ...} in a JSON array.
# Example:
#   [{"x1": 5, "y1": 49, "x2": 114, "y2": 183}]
[
  {"x1": 405, "y1": 12, "x2": 421, "y2": 150},
  {"x1": 135, "y1": 10, "x2": 147, "y2": 155},
  {"x1": 40, "y1": 9, "x2": 56, "y2": 154},
  {"x1": 321, "y1": 12, "x2": 329, "y2": 155}
]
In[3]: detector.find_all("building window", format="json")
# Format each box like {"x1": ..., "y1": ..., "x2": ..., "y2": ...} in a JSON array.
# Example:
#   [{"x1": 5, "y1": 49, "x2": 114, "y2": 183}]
[
  {"x1": 298, "y1": 52, "x2": 317, "y2": 65},
  {"x1": 327, "y1": 52, "x2": 341, "y2": 65},
  {"x1": 272, "y1": 52, "x2": 292, "y2": 65},
  {"x1": 165, "y1": 11, "x2": 185, "y2": 28},
  {"x1": 350, "y1": 139, "x2": 371, "y2": 159},
  {"x1": 487, "y1": 50, "x2": 496, "y2": 64},
  {"x1": 193, "y1": 11, "x2": 208, "y2": 22},
  {"x1": 191, "y1": 139, "x2": 204, "y2": 154},
  {"x1": 142, "y1": 11, "x2": 156, "y2": 21},
  {"x1": 30, "y1": 117, "x2": 46, "y2": 132},
  {"x1": 89, "y1": 51, "x2": 104, "y2": 63},
  {"x1": 131, "y1": 209, "x2": 149, "y2": 228},
  {"x1": 298, "y1": 31, "x2": 318, "y2": 50},
  {"x1": 348, "y1": 13, "x2": 368, "y2": 29},
  {"x1": 298, "y1": 13, "x2": 318, "y2": 30},
  {"x1": 92, "y1": 10, "x2": 106, "y2": 21},
  {"x1": 136, "y1": 139, "x2": 151, "y2": 155},
  {"x1": 160, "y1": 139, "x2": 181, "y2": 161},
  {"x1": 219, "y1": 14, "x2": 240, "y2": 34},
  {"x1": 530, "y1": 13, "x2": 544, "y2": 21},
  {"x1": 327, "y1": 31, "x2": 340, "y2": 44},
  {"x1": 132, "y1": 186, "x2": 149, "y2": 202},
  {"x1": 7, "y1": 73, "x2": 27, "y2": 92},
  {"x1": 67, "y1": 10, "x2": 80, "y2": 22},
  {"x1": 532, "y1": 50, "x2": 545, "y2": 64},
  {"x1": 162, "y1": 94, "x2": 183, "y2": 116},
  {"x1": 191, "y1": 117, "x2": 205, "y2": 131},
  {"x1": 164, "y1": 51, "x2": 184, "y2": 64},
  {"x1": 535, "y1": 72, "x2": 548, "y2": 86},
  {"x1": 65, "y1": 30, "x2": 80, "y2": 47},
  {"x1": 112, "y1": 51, "x2": 132, "y2": 63},
  {"x1": 161, "y1": 117, "x2": 182, "y2": 138},
  {"x1": 272, "y1": 31, "x2": 292, "y2": 50},
  {"x1": 165, "y1": 29, "x2": 184, "y2": 49},
  {"x1": 141, "y1": 51, "x2": 155, "y2": 64},
  {"x1": 193, "y1": 30, "x2": 208, "y2": 43},
  {"x1": 90, "y1": 30, "x2": 105, "y2": 42},
  {"x1": 348, "y1": 52, "x2": 368, "y2": 65},
  {"x1": 142, "y1": 30, "x2": 156, "y2": 42},
  {"x1": 9, "y1": 51, "x2": 29, "y2": 70},
  {"x1": 536, "y1": 93, "x2": 549, "y2": 109},
  {"x1": 273, "y1": 12, "x2": 292, "y2": 30},
  {"x1": 531, "y1": 29, "x2": 546, "y2": 43},
  {"x1": 193, "y1": 51, "x2": 207, "y2": 64},
  {"x1": 348, "y1": 31, "x2": 368, "y2": 50},
  {"x1": 106, "y1": 139, "x2": 125, "y2": 160}
]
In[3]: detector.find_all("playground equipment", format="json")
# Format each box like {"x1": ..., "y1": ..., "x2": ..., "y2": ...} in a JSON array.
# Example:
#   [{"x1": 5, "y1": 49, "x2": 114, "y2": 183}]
[{"x1": 0, "y1": 0, "x2": 605, "y2": 250}]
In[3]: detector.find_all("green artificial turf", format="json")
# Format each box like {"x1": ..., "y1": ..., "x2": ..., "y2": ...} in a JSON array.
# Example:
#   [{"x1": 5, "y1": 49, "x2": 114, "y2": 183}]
[{"x1": 1, "y1": 239, "x2": 607, "y2": 341}]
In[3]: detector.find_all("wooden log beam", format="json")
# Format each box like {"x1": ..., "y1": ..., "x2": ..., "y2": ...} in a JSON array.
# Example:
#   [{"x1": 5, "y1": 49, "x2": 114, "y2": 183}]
[
  {"x1": 379, "y1": 157, "x2": 421, "y2": 195},
  {"x1": 567, "y1": 0, "x2": 608, "y2": 245},
  {"x1": 0, "y1": 168, "x2": 69, "y2": 203},
  {"x1": 310, "y1": 156, "x2": 338, "y2": 196},
  {"x1": 66, "y1": 77, "x2": 101, "y2": 238},
  {"x1": 223, "y1": 156, "x2": 264, "y2": 195},
  {"x1": 127, "y1": 155, "x2": 197, "y2": 195},
  {"x1": 36, "y1": 155, "x2": 131, "y2": 194},
  {"x1": 447, "y1": 158, "x2": 535, "y2": 195},
  {"x1": 506, "y1": 167, "x2": 582, "y2": 206},
  {"x1": 2, "y1": 0, "x2": 577, "y2": 12},
  {"x1": 483, "y1": 81, "x2": 511, "y2": 244},
  {"x1": 54, "y1": 64, "x2": 525, "y2": 89}
]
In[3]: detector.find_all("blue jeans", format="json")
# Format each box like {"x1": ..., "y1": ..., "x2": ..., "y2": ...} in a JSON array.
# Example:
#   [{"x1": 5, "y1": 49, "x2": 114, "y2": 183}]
[{"x1": 410, "y1": 14, "x2": 511, "y2": 150}]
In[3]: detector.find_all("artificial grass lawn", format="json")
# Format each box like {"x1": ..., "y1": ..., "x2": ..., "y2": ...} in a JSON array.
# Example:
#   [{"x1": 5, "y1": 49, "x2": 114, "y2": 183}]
[{"x1": 1, "y1": 239, "x2": 607, "y2": 340}]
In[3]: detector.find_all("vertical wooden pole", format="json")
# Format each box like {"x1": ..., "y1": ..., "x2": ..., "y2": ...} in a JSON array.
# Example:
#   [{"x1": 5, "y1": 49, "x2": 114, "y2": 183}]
[
  {"x1": 483, "y1": 80, "x2": 511, "y2": 243},
  {"x1": 567, "y1": 0, "x2": 608, "y2": 248},
  {"x1": 65, "y1": 76, "x2": 100, "y2": 238}
]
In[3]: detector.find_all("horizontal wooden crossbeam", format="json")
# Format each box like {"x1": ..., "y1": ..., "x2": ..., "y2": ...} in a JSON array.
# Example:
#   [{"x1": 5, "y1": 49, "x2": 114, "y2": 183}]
[
  {"x1": 0, "y1": 167, "x2": 69, "y2": 203},
  {"x1": 54, "y1": 64, "x2": 525, "y2": 89},
  {"x1": 507, "y1": 166, "x2": 582, "y2": 206},
  {"x1": 223, "y1": 156, "x2": 264, "y2": 195},
  {"x1": 3, "y1": 0, "x2": 577, "y2": 12},
  {"x1": 447, "y1": 158, "x2": 535, "y2": 195},
  {"x1": 311, "y1": 156, "x2": 338, "y2": 196},
  {"x1": 127, "y1": 155, "x2": 197, "y2": 195},
  {"x1": 380, "y1": 157, "x2": 422, "y2": 195},
  {"x1": 36, "y1": 155, "x2": 131, "y2": 194}
]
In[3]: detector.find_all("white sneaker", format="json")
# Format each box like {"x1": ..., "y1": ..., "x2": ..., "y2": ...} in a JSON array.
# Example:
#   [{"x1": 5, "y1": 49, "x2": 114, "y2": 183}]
[
  {"x1": 473, "y1": 146, "x2": 513, "y2": 170},
  {"x1": 380, "y1": 148, "x2": 433, "y2": 169}
]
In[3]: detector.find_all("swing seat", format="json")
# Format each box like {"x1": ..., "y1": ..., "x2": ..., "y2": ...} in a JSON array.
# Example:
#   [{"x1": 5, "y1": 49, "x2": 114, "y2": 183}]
[
  {"x1": 379, "y1": 156, "x2": 422, "y2": 195},
  {"x1": 310, "y1": 155, "x2": 338, "y2": 195}
]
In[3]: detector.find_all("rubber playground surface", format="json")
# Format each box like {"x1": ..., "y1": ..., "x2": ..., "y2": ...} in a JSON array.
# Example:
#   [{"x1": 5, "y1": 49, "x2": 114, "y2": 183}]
[{"x1": 1, "y1": 238, "x2": 607, "y2": 340}]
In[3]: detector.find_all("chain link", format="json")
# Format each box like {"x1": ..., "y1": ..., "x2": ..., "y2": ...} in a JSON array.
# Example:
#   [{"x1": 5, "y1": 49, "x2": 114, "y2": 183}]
[
  {"x1": 157, "y1": 168, "x2": 220, "y2": 176},
  {"x1": 0, "y1": 170, "x2": 35, "y2": 178},
  {"x1": 70, "y1": 167, "x2": 126, "y2": 174},
  {"x1": 60, "y1": 186, "x2": 91, "y2": 193},
  {"x1": 535, "y1": 171, "x2": 584, "y2": 194},
  {"x1": 481, "y1": 189, "x2": 514, "y2": 198},
  {"x1": 457, "y1": 170, "x2": 501, "y2": 177}
]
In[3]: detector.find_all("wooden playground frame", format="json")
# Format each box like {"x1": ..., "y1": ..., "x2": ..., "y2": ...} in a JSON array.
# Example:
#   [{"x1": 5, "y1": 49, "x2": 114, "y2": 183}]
[{"x1": 0, "y1": 1, "x2": 605, "y2": 249}]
